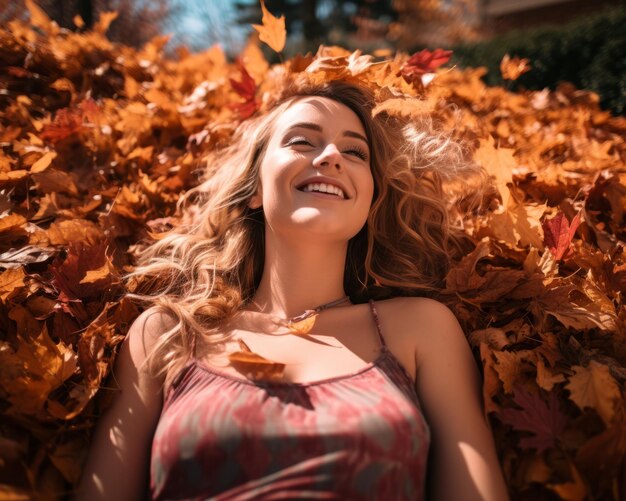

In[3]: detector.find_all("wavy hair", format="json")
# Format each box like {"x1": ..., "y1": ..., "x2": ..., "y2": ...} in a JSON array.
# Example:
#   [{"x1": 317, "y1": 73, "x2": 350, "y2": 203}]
[{"x1": 125, "y1": 77, "x2": 486, "y2": 385}]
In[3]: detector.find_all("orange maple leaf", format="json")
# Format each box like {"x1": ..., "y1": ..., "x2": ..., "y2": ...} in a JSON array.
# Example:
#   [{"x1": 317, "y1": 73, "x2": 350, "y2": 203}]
[{"x1": 252, "y1": 0, "x2": 286, "y2": 54}]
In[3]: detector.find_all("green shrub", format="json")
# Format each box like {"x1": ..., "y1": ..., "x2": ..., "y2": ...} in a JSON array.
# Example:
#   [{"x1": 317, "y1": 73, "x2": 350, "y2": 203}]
[{"x1": 450, "y1": 5, "x2": 626, "y2": 115}]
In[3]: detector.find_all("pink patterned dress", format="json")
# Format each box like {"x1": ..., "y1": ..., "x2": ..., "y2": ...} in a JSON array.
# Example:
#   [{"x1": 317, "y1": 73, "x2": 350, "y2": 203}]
[{"x1": 149, "y1": 300, "x2": 431, "y2": 500}]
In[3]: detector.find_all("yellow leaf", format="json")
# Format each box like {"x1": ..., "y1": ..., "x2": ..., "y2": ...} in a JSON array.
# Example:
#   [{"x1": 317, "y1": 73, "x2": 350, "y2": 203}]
[
  {"x1": 252, "y1": 0, "x2": 286, "y2": 53},
  {"x1": 566, "y1": 361, "x2": 621, "y2": 425}
]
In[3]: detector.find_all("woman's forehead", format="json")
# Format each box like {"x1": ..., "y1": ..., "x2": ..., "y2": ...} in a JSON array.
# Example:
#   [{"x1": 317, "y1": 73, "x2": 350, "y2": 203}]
[{"x1": 273, "y1": 96, "x2": 365, "y2": 134}]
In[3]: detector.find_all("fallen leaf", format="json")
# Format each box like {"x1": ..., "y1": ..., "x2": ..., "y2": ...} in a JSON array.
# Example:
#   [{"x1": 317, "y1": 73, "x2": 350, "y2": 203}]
[
  {"x1": 566, "y1": 361, "x2": 621, "y2": 426},
  {"x1": 499, "y1": 385, "x2": 568, "y2": 453},
  {"x1": 542, "y1": 211, "x2": 581, "y2": 260},
  {"x1": 228, "y1": 339, "x2": 286, "y2": 381}
]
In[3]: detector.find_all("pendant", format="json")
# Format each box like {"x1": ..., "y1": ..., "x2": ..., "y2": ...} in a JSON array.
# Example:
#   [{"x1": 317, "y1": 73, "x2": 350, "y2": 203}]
[{"x1": 286, "y1": 311, "x2": 318, "y2": 334}]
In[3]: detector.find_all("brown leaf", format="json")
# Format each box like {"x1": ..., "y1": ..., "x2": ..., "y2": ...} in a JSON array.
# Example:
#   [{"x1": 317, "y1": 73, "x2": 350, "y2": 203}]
[
  {"x1": 475, "y1": 139, "x2": 516, "y2": 208},
  {"x1": 536, "y1": 359, "x2": 566, "y2": 392},
  {"x1": 47, "y1": 219, "x2": 103, "y2": 246},
  {"x1": 0, "y1": 267, "x2": 26, "y2": 302},
  {"x1": 546, "y1": 461, "x2": 587, "y2": 501},
  {"x1": 479, "y1": 343, "x2": 502, "y2": 416},
  {"x1": 31, "y1": 168, "x2": 78, "y2": 196},
  {"x1": 493, "y1": 350, "x2": 524, "y2": 394},
  {"x1": 566, "y1": 361, "x2": 621, "y2": 426},
  {"x1": 0, "y1": 325, "x2": 77, "y2": 417}
]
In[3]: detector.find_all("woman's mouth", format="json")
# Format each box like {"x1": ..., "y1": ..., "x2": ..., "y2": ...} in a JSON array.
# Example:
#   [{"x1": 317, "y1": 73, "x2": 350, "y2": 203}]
[{"x1": 297, "y1": 182, "x2": 346, "y2": 199}]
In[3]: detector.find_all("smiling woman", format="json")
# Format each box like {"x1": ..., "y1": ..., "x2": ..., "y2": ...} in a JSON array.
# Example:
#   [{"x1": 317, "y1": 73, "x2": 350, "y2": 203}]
[{"x1": 76, "y1": 78, "x2": 510, "y2": 500}]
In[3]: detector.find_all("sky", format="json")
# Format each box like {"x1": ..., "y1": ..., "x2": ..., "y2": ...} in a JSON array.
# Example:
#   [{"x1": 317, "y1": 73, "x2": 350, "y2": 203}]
[{"x1": 164, "y1": 0, "x2": 262, "y2": 56}]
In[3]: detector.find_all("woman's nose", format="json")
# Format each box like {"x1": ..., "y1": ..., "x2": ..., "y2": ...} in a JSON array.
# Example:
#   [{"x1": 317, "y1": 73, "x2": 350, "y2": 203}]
[{"x1": 313, "y1": 143, "x2": 342, "y2": 171}]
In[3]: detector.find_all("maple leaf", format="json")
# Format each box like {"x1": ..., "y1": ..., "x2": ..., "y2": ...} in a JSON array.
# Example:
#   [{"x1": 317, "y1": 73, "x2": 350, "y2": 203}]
[
  {"x1": 40, "y1": 108, "x2": 85, "y2": 144},
  {"x1": 229, "y1": 59, "x2": 258, "y2": 120},
  {"x1": 566, "y1": 361, "x2": 621, "y2": 426},
  {"x1": 474, "y1": 138, "x2": 516, "y2": 209},
  {"x1": 252, "y1": 0, "x2": 286, "y2": 54},
  {"x1": 500, "y1": 54, "x2": 532, "y2": 81},
  {"x1": 398, "y1": 48, "x2": 453, "y2": 85},
  {"x1": 499, "y1": 385, "x2": 568, "y2": 453},
  {"x1": 50, "y1": 241, "x2": 118, "y2": 302},
  {"x1": 542, "y1": 211, "x2": 581, "y2": 260}
]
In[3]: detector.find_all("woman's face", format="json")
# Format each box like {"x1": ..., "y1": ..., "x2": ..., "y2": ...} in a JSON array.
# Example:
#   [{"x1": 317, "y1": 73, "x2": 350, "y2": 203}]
[{"x1": 250, "y1": 96, "x2": 374, "y2": 242}]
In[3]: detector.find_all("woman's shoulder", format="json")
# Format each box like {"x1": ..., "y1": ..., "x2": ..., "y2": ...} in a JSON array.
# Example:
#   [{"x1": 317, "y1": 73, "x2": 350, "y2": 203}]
[
  {"x1": 373, "y1": 296, "x2": 462, "y2": 365},
  {"x1": 128, "y1": 307, "x2": 178, "y2": 343},
  {"x1": 374, "y1": 295, "x2": 455, "y2": 323},
  {"x1": 125, "y1": 307, "x2": 178, "y2": 370}
]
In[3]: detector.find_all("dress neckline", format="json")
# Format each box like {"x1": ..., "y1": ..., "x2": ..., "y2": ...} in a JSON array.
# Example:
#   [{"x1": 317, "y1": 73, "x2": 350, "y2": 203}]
[{"x1": 190, "y1": 345, "x2": 395, "y2": 388}]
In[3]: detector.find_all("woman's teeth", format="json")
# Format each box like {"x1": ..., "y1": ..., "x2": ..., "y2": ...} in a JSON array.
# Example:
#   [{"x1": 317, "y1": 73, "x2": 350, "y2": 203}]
[{"x1": 301, "y1": 183, "x2": 345, "y2": 199}]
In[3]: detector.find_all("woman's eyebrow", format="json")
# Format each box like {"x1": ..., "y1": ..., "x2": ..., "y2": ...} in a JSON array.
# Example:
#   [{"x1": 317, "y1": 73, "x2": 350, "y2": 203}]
[{"x1": 284, "y1": 122, "x2": 369, "y2": 146}]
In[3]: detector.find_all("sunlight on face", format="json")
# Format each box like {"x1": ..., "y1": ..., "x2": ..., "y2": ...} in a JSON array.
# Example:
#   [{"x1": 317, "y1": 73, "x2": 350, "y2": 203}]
[{"x1": 252, "y1": 96, "x2": 374, "y2": 243}]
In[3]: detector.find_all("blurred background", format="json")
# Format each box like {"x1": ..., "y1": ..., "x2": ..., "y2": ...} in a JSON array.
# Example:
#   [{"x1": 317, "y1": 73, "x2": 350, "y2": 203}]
[{"x1": 1, "y1": 0, "x2": 624, "y2": 114}]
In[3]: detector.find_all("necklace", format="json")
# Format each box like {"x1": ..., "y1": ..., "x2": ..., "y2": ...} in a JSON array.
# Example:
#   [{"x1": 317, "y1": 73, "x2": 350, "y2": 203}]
[{"x1": 250, "y1": 295, "x2": 351, "y2": 334}]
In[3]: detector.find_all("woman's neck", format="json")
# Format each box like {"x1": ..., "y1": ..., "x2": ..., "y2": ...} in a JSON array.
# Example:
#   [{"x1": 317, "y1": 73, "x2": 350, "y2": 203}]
[{"x1": 250, "y1": 233, "x2": 349, "y2": 319}]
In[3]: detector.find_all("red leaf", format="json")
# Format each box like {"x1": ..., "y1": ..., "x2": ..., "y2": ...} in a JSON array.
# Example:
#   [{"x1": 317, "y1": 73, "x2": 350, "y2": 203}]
[
  {"x1": 542, "y1": 211, "x2": 581, "y2": 260},
  {"x1": 398, "y1": 48, "x2": 453, "y2": 84},
  {"x1": 499, "y1": 385, "x2": 568, "y2": 453},
  {"x1": 228, "y1": 58, "x2": 258, "y2": 119}
]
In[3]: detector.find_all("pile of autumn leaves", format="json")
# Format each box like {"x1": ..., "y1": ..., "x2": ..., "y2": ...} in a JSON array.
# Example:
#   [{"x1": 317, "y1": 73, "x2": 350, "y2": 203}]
[{"x1": 1, "y1": 2, "x2": 625, "y2": 500}]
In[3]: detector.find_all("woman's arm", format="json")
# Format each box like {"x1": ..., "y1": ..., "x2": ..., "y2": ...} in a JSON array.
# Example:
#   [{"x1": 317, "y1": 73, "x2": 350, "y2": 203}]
[
  {"x1": 74, "y1": 308, "x2": 171, "y2": 501},
  {"x1": 410, "y1": 299, "x2": 510, "y2": 501}
]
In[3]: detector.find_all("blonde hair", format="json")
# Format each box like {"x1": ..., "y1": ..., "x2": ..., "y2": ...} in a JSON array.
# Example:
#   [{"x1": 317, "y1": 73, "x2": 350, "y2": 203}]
[{"x1": 125, "y1": 78, "x2": 485, "y2": 384}]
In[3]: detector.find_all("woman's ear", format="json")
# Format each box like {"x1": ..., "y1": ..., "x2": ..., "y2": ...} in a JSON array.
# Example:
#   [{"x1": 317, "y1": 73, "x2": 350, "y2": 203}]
[{"x1": 248, "y1": 186, "x2": 262, "y2": 209}]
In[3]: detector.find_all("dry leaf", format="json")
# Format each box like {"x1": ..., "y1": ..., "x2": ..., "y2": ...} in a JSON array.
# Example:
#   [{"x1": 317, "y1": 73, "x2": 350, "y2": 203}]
[
  {"x1": 566, "y1": 361, "x2": 621, "y2": 426},
  {"x1": 252, "y1": 0, "x2": 286, "y2": 54},
  {"x1": 500, "y1": 54, "x2": 531, "y2": 81}
]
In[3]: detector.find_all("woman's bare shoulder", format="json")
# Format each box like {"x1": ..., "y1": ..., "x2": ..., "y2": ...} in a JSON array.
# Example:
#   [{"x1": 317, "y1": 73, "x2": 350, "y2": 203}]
[
  {"x1": 376, "y1": 296, "x2": 455, "y2": 326},
  {"x1": 125, "y1": 307, "x2": 178, "y2": 368},
  {"x1": 375, "y1": 297, "x2": 462, "y2": 362}
]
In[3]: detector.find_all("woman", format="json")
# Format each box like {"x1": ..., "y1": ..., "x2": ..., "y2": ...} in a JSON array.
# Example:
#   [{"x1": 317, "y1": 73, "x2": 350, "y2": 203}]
[{"x1": 76, "y1": 77, "x2": 509, "y2": 500}]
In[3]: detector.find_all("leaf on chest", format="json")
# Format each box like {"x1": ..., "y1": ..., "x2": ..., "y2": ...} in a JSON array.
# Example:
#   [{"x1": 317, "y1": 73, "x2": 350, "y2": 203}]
[{"x1": 227, "y1": 339, "x2": 286, "y2": 381}]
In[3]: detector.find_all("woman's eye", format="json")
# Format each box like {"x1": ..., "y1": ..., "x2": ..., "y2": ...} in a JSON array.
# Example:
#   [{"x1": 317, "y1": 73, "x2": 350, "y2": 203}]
[
  {"x1": 346, "y1": 147, "x2": 368, "y2": 161},
  {"x1": 287, "y1": 137, "x2": 312, "y2": 146}
]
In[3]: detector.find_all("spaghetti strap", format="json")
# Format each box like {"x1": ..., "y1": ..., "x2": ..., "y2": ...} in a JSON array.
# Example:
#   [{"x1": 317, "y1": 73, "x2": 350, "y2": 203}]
[{"x1": 368, "y1": 299, "x2": 388, "y2": 349}]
